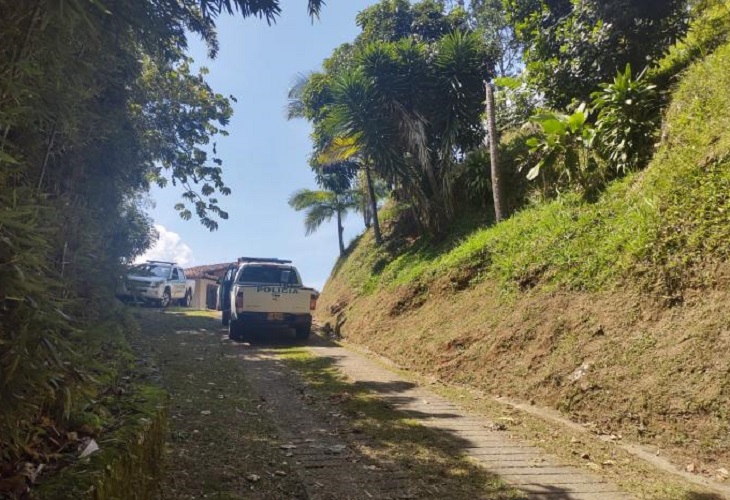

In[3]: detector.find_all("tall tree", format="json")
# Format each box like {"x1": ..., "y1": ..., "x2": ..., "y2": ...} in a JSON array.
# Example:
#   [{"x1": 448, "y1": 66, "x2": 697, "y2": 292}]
[
  {"x1": 315, "y1": 137, "x2": 385, "y2": 244},
  {"x1": 469, "y1": 0, "x2": 521, "y2": 76}
]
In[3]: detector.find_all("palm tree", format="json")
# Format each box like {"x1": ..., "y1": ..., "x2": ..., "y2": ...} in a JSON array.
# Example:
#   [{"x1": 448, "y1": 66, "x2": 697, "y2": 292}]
[
  {"x1": 288, "y1": 188, "x2": 359, "y2": 257},
  {"x1": 316, "y1": 137, "x2": 385, "y2": 244},
  {"x1": 288, "y1": 32, "x2": 491, "y2": 236},
  {"x1": 324, "y1": 32, "x2": 491, "y2": 234},
  {"x1": 287, "y1": 74, "x2": 385, "y2": 245}
]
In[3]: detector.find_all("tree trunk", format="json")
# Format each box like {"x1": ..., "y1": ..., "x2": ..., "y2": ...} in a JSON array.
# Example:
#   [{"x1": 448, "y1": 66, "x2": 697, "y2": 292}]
[
  {"x1": 360, "y1": 170, "x2": 371, "y2": 228},
  {"x1": 364, "y1": 162, "x2": 382, "y2": 244},
  {"x1": 484, "y1": 81, "x2": 504, "y2": 222},
  {"x1": 336, "y1": 208, "x2": 345, "y2": 257}
]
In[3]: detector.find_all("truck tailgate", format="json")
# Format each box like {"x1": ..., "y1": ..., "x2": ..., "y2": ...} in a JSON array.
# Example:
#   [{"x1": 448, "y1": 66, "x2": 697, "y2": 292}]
[{"x1": 240, "y1": 285, "x2": 310, "y2": 314}]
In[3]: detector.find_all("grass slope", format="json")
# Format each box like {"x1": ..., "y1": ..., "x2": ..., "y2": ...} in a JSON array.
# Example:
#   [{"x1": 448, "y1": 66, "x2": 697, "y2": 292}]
[
  {"x1": 338, "y1": 41, "x2": 730, "y2": 297},
  {"x1": 316, "y1": 43, "x2": 730, "y2": 480}
]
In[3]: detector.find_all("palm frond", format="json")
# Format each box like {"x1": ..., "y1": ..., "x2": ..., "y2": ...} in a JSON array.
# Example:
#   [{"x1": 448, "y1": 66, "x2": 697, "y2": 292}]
[
  {"x1": 308, "y1": 0, "x2": 325, "y2": 19},
  {"x1": 288, "y1": 188, "x2": 334, "y2": 211},
  {"x1": 286, "y1": 72, "x2": 313, "y2": 120},
  {"x1": 199, "y1": 0, "x2": 325, "y2": 24},
  {"x1": 200, "y1": 0, "x2": 282, "y2": 24},
  {"x1": 316, "y1": 135, "x2": 361, "y2": 164},
  {"x1": 303, "y1": 203, "x2": 335, "y2": 235}
]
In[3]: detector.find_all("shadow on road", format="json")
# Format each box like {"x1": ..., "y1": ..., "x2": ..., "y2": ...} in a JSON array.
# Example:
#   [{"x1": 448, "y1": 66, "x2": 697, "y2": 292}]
[{"x1": 149, "y1": 310, "x2": 726, "y2": 500}]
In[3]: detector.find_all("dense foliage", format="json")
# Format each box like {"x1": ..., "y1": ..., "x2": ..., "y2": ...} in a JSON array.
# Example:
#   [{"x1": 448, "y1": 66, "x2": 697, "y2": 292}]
[
  {"x1": 289, "y1": 1, "x2": 495, "y2": 237},
  {"x1": 0, "y1": 0, "x2": 322, "y2": 483},
  {"x1": 506, "y1": 0, "x2": 689, "y2": 107}
]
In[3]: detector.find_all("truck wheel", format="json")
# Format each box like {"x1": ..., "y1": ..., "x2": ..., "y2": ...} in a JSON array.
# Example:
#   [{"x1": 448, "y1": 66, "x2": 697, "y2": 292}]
[
  {"x1": 160, "y1": 289, "x2": 171, "y2": 308},
  {"x1": 295, "y1": 325, "x2": 311, "y2": 340},
  {"x1": 228, "y1": 320, "x2": 245, "y2": 342},
  {"x1": 183, "y1": 290, "x2": 192, "y2": 307},
  {"x1": 222, "y1": 309, "x2": 230, "y2": 327}
]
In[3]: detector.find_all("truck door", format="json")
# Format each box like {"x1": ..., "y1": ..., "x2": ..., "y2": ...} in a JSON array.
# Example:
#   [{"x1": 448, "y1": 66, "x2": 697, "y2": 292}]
[
  {"x1": 171, "y1": 267, "x2": 184, "y2": 297},
  {"x1": 218, "y1": 267, "x2": 235, "y2": 312}
]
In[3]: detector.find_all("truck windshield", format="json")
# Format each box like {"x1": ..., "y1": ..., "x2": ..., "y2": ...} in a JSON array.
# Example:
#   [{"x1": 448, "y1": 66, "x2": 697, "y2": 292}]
[
  {"x1": 129, "y1": 264, "x2": 170, "y2": 278},
  {"x1": 238, "y1": 266, "x2": 299, "y2": 285}
]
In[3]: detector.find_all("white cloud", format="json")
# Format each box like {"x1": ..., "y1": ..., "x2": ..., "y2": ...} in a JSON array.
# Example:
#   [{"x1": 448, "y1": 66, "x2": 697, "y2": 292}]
[{"x1": 135, "y1": 224, "x2": 194, "y2": 267}]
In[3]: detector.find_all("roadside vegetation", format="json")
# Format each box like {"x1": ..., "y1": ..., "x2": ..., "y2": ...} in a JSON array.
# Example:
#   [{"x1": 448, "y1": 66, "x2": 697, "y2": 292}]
[
  {"x1": 311, "y1": 0, "x2": 730, "y2": 486},
  {"x1": 0, "y1": 0, "x2": 323, "y2": 495}
]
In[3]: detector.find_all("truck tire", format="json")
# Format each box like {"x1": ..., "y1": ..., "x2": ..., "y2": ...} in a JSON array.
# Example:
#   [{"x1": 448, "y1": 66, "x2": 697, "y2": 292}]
[
  {"x1": 182, "y1": 289, "x2": 192, "y2": 307},
  {"x1": 295, "y1": 325, "x2": 311, "y2": 340},
  {"x1": 228, "y1": 319, "x2": 245, "y2": 342},
  {"x1": 160, "y1": 289, "x2": 172, "y2": 308},
  {"x1": 222, "y1": 309, "x2": 230, "y2": 327}
]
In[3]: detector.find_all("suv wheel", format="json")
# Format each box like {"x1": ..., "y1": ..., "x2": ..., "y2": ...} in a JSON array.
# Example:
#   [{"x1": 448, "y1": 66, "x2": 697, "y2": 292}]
[
  {"x1": 160, "y1": 289, "x2": 171, "y2": 308},
  {"x1": 184, "y1": 290, "x2": 192, "y2": 307}
]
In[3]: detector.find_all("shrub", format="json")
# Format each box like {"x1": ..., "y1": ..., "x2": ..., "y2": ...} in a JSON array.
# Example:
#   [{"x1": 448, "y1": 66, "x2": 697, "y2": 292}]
[
  {"x1": 525, "y1": 105, "x2": 605, "y2": 198},
  {"x1": 592, "y1": 64, "x2": 660, "y2": 174}
]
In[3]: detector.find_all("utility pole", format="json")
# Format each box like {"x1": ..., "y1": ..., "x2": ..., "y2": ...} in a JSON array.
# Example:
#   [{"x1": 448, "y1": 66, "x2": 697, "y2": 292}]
[{"x1": 484, "y1": 80, "x2": 504, "y2": 222}]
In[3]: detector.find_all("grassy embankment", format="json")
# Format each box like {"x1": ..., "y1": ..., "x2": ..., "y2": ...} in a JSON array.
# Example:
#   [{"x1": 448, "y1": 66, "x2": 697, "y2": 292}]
[{"x1": 316, "y1": 40, "x2": 730, "y2": 480}]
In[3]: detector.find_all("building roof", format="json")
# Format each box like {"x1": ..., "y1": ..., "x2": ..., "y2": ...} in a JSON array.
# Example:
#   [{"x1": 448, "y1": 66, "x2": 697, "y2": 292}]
[{"x1": 185, "y1": 262, "x2": 234, "y2": 280}]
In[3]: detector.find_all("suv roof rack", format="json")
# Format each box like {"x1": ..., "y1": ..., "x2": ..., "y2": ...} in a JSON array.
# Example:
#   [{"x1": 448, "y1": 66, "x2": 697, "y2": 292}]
[
  {"x1": 237, "y1": 257, "x2": 292, "y2": 264},
  {"x1": 147, "y1": 260, "x2": 177, "y2": 265}
]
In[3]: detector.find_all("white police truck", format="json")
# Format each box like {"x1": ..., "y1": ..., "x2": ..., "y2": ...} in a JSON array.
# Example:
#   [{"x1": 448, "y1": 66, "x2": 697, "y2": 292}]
[
  {"x1": 220, "y1": 257, "x2": 318, "y2": 341},
  {"x1": 118, "y1": 261, "x2": 195, "y2": 308}
]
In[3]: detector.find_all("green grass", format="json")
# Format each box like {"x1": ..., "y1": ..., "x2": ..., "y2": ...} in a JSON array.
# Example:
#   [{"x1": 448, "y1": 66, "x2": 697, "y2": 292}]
[{"x1": 337, "y1": 41, "x2": 730, "y2": 298}]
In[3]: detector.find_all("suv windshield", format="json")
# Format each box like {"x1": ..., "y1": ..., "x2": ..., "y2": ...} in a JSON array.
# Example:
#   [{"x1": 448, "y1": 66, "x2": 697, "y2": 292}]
[
  {"x1": 129, "y1": 264, "x2": 170, "y2": 278},
  {"x1": 238, "y1": 266, "x2": 298, "y2": 285}
]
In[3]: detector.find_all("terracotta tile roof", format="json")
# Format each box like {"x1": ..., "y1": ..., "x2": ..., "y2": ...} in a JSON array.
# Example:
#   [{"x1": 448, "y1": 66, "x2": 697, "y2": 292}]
[{"x1": 185, "y1": 262, "x2": 234, "y2": 280}]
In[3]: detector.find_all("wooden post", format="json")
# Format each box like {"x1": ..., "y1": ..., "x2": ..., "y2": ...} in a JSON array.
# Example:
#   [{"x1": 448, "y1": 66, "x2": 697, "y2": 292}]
[{"x1": 484, "y1": 80, "x2": 504, "y2": 222}]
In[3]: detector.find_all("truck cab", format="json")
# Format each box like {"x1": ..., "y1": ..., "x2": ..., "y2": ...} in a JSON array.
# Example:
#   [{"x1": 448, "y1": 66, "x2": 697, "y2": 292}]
[{"x1": 118, "y1": 261, "x2": 195, "y2": 307}]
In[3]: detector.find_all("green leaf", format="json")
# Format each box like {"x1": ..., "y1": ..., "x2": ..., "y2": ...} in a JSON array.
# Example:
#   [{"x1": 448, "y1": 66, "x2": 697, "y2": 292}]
[
  {"x1": 494, "y1": 76, "x2": 521, "y2": 89},
  {"x1": 0, "y1": 150, "x2": 20, "y2": 164},
  {"x1": 542, "y1": 119, "x2": 566, "y2": 135},
  {"x1": 567, "y1": 112, "x2": 586, "y2": 132}
]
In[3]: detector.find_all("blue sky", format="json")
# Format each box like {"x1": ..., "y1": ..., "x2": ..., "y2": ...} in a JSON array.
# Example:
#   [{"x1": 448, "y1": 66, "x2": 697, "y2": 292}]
[{"x1": 140, "y1": 0, "x2": 377, "y2": 290}]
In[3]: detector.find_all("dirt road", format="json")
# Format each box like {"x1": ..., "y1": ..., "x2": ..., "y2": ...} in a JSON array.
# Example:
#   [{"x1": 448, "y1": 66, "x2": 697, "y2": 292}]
[{"x1": 134, "y1": 310, "x2": 724, "y2": 500}]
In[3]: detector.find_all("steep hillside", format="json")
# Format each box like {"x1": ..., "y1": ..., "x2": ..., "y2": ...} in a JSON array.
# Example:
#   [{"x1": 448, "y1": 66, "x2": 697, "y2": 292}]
[{"x1": 316, "y1": 42, "x2": 730, "y2": 479}]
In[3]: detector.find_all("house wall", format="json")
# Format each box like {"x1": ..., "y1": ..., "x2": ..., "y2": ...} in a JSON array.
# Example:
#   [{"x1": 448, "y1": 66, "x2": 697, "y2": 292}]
[{"x1": 191, "y1": 278, "x2": 217, "y2": 310}]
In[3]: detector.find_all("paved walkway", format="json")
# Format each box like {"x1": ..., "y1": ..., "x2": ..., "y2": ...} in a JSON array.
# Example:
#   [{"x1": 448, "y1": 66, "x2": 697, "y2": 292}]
[{"x1": 306, "y1": 341, "x2": 632, "y2": 500}]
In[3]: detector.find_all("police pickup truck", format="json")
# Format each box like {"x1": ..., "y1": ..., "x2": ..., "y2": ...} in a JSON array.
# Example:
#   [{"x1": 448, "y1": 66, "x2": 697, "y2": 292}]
[{"x1": 219, "y1": 257, "x2": 318, "y2": 341}]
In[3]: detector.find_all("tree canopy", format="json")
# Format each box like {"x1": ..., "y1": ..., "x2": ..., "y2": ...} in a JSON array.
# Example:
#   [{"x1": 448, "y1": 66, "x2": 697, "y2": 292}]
[
  {"x1": 506, "y1": 0, "x2": 689, "y2": 106},
  {"x1": 288, "y1": 0, "x2": 494, "y2": 235}
]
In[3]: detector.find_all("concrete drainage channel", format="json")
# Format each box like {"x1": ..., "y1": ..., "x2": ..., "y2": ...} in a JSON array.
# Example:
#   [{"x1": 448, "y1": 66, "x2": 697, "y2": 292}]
[{"x1": 304, "y1": 342, "x2": 631, "y2": 500}]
